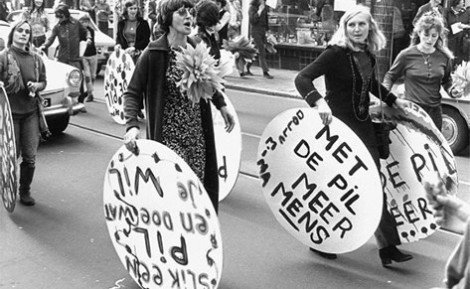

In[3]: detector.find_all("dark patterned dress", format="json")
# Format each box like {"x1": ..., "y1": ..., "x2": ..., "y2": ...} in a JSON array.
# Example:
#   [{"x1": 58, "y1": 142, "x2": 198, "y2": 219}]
[{"x1": 161, "y1": 49, "x2": 206, "y2": 180}]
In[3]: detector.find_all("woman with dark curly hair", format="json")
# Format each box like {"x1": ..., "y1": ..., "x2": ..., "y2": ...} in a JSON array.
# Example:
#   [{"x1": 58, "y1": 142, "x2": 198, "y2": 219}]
[
  {"x1": 0, "y1": 20, "x2": 47, "y2": 206},
  {"x1": 116, "y1": 0, "x2": 151, "y2": 63},
  {"x1": 123, "y1": 0, "x2": 236, "y2": 213},
  {"x1": 21, "y1": 0, "x2": 49, "y2": 48},
  {"x1": 194, "y1": 0, "x2": 221, "y2": 60}
]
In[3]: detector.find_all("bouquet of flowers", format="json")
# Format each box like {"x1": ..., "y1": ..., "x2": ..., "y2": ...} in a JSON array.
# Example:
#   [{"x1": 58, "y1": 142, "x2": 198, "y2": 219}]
[
  {"x1": 175, "y1": 43, "x2": 229, "y2": 104},
  {"x1": 451, "y1": 61, "x2": 470, "y2": 97},
  {"x1": 222, "y1": 36, "x2": 258, "y2": 73}
]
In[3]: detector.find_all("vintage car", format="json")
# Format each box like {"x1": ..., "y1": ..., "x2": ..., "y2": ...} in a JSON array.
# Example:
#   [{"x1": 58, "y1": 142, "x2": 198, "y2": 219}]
[
  {"x1": 392, "y1": 83, "x2": 470, "y2": 155},
  {"x1": 0, "y1": 21, "x2": 83, "y2": 134},
  {"x1": 7, "y1": 8, "x2": 115, "y2": 73}
]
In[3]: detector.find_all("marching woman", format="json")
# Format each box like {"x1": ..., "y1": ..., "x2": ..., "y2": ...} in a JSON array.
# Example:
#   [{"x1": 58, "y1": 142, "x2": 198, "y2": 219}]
[
  {"x1": 116, "y1": 0, "x2": 151, "y2": 64},
  {"x1": 122, "y1": 0, "x2": 236, "y2": 213},
  {"x1": 194, "y1": 0, "x2": 221, "y2": 61},
  {"x1": 22, "y1": 0, "x2": 49, "y2": 48},
  {"x1": 294, "y1": 5, "x2": 412, "y2": 266},
  {"x1": 383, "y1": 11, "x2": 461, "y2": 130},
  {"x1": 0, "y1": 20, "x2": 47, "y2": 206}
]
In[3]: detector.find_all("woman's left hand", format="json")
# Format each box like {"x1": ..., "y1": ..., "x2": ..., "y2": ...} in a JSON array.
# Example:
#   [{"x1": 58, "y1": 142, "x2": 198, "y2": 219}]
[
  {"x1": 27, "y1": 81, "x2": 40, "y2": 93},
  {"x1": 220, "y1": 106, "x2": 235, "y2": 133}
]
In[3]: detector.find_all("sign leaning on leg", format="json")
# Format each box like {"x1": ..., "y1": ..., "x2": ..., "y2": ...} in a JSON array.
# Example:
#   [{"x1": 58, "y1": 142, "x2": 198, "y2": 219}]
[
  {"x1": 103, "y1": 140, "x2": 223, "y2": 289},
  {"x1": 0, "y1": 87, "x2": 17, "y2": 213},
  {"x1": 257, "y1": 108, "x2": 383, "y2": 254}
]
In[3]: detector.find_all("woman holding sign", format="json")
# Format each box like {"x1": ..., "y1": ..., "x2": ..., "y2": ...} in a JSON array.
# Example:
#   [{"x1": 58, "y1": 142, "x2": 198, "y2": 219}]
[
  {"x1": 123, "y1": 0, "x2": 236, "y2": 213},
  {"x1": 383, "y1": 11, "x2": 461, "y2": 130},
  {"x1": 0, "y1": 20, "x2": 47, "y2": 206},
  {"x1": 295, "y1": 5, "x2": 412, "y2": 266}
]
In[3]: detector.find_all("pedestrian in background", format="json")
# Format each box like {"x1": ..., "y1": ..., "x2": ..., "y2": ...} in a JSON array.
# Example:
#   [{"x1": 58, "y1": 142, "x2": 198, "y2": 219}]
[
  {"x1": 94, "y1": 0, "x2": 111, "y2": 36},
  {"x1": 445, "y1": 0, "x2": 470, "y2": 67},
  {"x1": 194, "y1": 0, "x2": 221, "y2": 61},
  {"x1": 0, "y1": 0, "x2": 10, "y2": 22},
  {"x1": 228, "y1": 0, "x2": 242, "y2": 39},
  {"x1": 215, "y1": 0, "x2": 230, "y2": 48},
  {"x1": 426, "y1": 179, "x2": 470, "y2": 289},
  {"x1": 0, "y1": 20, "x2": 47, "y2": 206},
  {"x1": 148, "y1": 0, "x2": 158, "y2": 40},
  {"x1": 79, "y1": 15, "x2": 97, "y2": 102},
  {"x1": 249, "y1": 0, "x2": 273, "y2": 79},
  {"x1": 413, "y1": 0, "x2": 443, "y2": 26},
  {"x1": 22, "y1": 0, "x2": 49, "y2": 48},
  {"x1": 80, "y1": 0, "x2": 95, "y2": 22},
  {"x1": 383, "y1": 12, "x2": 461, "y2": 130},
  {"x1": 295, "y1": 4, "x2": 411, "y2": 266},
  {"x1": 116, "y1": 0, "x2": 151, "y2": 64},
  {"x1": 123, "y1": 0, "x2": 235, "y2": 213},
  {"x1": 41, "y1": 4, "x2": 88, "y2": 111}
]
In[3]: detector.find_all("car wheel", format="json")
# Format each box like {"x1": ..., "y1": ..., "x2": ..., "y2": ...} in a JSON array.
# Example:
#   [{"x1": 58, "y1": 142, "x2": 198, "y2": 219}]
[
  {"x1": 48, "y1": 114, "x2": 70, "y2": 135},
  {"x1": 442, "y1": 106, "x2": 469, "y2": 155}
]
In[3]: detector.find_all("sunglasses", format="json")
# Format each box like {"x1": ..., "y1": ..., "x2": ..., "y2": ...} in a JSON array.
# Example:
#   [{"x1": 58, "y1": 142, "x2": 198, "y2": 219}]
[
  {"x1": 16, "y1": 27, "x2": 30, "y2": 34},
  {"x1": 175, "y1": 7, "x2": 195, "y2": 17}
]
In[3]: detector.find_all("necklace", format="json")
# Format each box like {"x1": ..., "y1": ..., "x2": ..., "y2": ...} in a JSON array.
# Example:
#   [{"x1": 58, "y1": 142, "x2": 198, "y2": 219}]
[{"x1": 420, "y1": 52, "x2": 431, "y2": 65}]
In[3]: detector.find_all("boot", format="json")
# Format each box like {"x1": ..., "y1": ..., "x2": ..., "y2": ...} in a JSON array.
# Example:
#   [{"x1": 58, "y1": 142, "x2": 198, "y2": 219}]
[
  {"x1": 19, "y1": 163, "x2": 36, "y2": 206},
  {"x1": 246, "y1": 62, "x2": 253, "y2": 76},
  {"x1": 379, "y1": 245, "x2": 413, "y2": 267}
]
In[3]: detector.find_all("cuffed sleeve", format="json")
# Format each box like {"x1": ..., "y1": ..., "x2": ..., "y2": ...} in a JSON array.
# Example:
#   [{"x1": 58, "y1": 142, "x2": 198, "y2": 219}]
[
  {"x1": 211, "y1": 89, "x2": 227, "y2": 110},
  {"x1": 383, "y1": 50, "x2": 406, "y2": 90}
]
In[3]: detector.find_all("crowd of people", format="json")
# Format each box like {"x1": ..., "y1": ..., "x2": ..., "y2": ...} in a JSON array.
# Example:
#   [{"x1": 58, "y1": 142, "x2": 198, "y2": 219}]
[{"x1": 0, "y1": 0, "x2": 469, "y2": 288}]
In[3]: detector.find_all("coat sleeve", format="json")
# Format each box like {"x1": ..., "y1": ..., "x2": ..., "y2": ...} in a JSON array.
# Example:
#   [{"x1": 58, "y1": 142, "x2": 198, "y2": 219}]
[
  {"x1": 123, "y1": 48, "x2": 150, "y2": 132},
  {"x1": 43, "y1": 25, "x2": 57, "y2": 49},
  {"x1": 441, "y1": 56, "x2": 454, "y2": 93},
  {"x1": 136, "y1": 20, "x2": 151, "y2": 50},
  {"x1": 383, "y1": 50, "x2": 407, "y2": 90},
  {"x1": 294, "y1": 47, "x2": 335, "y2": 107},
  {"x1": 37, "y1": 55, "x2": 47, "y2": 91},
  {"x1": 249, "y1": 6, "x2": 260, "y2": 25}
]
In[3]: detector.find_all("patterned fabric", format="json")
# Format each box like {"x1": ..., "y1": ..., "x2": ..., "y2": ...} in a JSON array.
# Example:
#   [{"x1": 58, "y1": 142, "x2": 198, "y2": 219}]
[{"x1": 161, "y1": 49, "x2": 206, "y2": 181}]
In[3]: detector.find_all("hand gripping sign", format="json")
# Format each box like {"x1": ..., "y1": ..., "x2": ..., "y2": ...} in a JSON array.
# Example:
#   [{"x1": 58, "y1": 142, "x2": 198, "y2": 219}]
[
  {"x1": 370, "y1": 103, "x2": 458, "y2": 243},
  {"x1": 103, "y1": 140, "x2": 223, "y2": 289},
  {"x1": 257, "y1": 108, "x2": 383, "y2": 254},
  {"x1": 210, "y1": 98, "x2": 242, "y2": 201},
  {"x1": 0, "y1": 87, "x2": 17, "y2": 213},
  {"x1": 104, "y1": 46, "x2": 135, "y2": 125}
]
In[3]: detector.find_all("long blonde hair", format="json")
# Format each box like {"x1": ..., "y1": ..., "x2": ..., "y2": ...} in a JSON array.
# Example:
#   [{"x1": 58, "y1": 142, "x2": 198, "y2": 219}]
[
  {"x1": 410, "y1": 12, "x2": 453, "y2": 59},
  {"x1": 328, "y1": 4, "x2": 386, "y2": 54}
]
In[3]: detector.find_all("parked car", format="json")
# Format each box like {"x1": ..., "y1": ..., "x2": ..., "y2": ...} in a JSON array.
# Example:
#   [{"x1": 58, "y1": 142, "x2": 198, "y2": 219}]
[
  {"x1": 7, "y1": 8, "x2": 115, "y2": 73},
  {"x1": 0, "y1": 21, "x2": 83, "y2": 134},
  {"x1": 392, "y1": 83, "x2": 470, "y2": 155}
]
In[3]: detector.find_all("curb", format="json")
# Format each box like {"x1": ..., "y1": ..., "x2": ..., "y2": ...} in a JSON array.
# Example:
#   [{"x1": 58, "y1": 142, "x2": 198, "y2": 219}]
[{"x1": 225, "y1": 83, "x2": 300, "y2": 99}]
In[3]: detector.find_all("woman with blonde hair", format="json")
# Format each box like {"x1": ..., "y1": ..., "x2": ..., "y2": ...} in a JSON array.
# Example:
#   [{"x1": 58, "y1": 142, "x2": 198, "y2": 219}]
[
  {"x1": 384, "y1": 11, "x2": 461, "y2": 130},
  {"x1": 295, "y1": 4, "x2": 411, "y2": 266}
]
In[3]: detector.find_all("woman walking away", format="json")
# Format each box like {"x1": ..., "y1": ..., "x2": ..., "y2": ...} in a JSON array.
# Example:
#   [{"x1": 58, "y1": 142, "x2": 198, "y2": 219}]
[
  {"x1": 0, "y1": 20, "x2": 47, "y2": 206},
  {"x1": 295, "y1": 4, "x2": 412, "y2": 266}
]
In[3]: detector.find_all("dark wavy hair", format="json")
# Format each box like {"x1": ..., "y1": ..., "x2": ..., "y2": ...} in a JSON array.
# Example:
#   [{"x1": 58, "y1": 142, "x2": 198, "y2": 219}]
[
  {"x1": 7, "y1": 20, "x2": 33, "y2": 50},
  {"x1": 122, "y1": 0, "x2": 142, "y2": 19},
  {"x1": 157, "y1": 0, "x2": 194, "y2": 33},
  {"x1": 195, "y1": 0, "x2": 219, "y2": 28},
  {"x1": 215, "y1": 0, "x2": 227, "y2": 8},
  {"x1": 30, "y1": 0, "x2": 45, "y2": 13}
]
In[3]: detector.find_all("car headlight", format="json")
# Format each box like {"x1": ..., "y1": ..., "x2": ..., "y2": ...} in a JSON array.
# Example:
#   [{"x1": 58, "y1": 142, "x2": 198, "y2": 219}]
[{"x1": 67, "y1": 69, "x2": 82, "y2": 87}]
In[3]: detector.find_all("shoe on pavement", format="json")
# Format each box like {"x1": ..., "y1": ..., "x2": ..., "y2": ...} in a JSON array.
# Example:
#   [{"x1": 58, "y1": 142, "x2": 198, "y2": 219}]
[
  {"x1": 379, "y1": 246, "x2": 413, "y2": 267},
  {"x1": 79, "y1": 106, "x2": 87, "y2": 113},
  {"x1": 245, "y1": 70, "x2": 254, "y2": 76},
  {"x1": 310, "y1": 248, "x2": 337, "y2": 260},
  {"x1": 85, "y1": 94, "x2": 94, "y2": 102},
  {"x1": 19, "y1": 195, "x2": 35, "y2": 206},
  {"x1": 263, "y1": 72, "x2": 274, "y2": 79}
]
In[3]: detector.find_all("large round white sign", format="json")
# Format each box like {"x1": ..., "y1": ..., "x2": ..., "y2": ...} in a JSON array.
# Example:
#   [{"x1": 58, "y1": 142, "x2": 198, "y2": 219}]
[
  {"x1": 258, "y1": 108, "x2": 383, "y2": 254},
  {"x1": 370, "y1": 103, "x2": 458, "y2": 243},
  {"x1": 103, "y1": 140, "x2": 223, "y2": 289},
  {"x1": 104, "y1": 46, "x2": 135, "y2": 125},
  {"x1": 0, "y1": 87, "x2": 17, "y2": 213},
  {"x1": 211, "y1": 97, "x2": 241, "y2": 201}
]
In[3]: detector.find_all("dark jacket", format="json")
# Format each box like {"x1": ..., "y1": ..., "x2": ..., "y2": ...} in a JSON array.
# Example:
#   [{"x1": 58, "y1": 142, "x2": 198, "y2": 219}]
[
  {"x1": 249, "y1": 4, "x2": 269, "y2": 35},
  {"x1": 116, "y1": 17, "x2": 151, "y2": 51},
  {"x1": 295, "y1": 45, "x2": 397, "y2": 146},
  {"x1": 194, "y1": 27, "x2": 221, "y2": 60},
  {"x1": 83, "y1": 26, "x2": 97, "y2": 56},
  {"x1": 43, "y1": 17, "x2": 87, "y2": 62},
  {"x1": 123, "y1": 34, "x2": 227, "y2": 210}
]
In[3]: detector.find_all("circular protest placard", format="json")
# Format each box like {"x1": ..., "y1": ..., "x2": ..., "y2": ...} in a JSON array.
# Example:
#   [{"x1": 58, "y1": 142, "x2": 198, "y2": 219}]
[
  {"x1": 258, "y1": 108, "x2": 383, "y2": 254},
  {"x1": 0, "y1": 88, "x2": 17, "y2": 213},
  {"x1": 104, "y1": 46, "x2": 135, "y2": 125},
  {"x1": 103, "y1": 140, "x2": 223, "y2": 289},
  {"x1": 211, "y1": 98, "x2": 241, "y2": 201},
  {"x1": 370, "y1": 103, "x2": 459, "y2": 243}
]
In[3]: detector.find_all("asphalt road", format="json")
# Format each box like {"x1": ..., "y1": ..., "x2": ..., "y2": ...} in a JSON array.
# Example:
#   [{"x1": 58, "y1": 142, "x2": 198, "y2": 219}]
[{"x1": 0, "y1": 84, "x2": 468, "y2": 289}]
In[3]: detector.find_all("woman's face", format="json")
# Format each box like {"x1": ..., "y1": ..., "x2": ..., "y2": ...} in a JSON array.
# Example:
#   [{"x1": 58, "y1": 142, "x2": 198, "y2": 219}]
[
  {"x1": 171, "y1": 7, "x2": 194, "y2": 35},
  {"x1": 13, "y1": 23, "x2": 30, "y2": 47},
  {"x1": 418, "y1": 27, "x2": 439, "y2": 49},
  {"x1": 34, "y1": 0, "x2": 43, "y2": 7},
  {"x1": 127, "y1": 4, "x2": 138, "y2": 18},
  {"x1": 346, "y1": 13, "x2": 370, "y2": 46}
]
